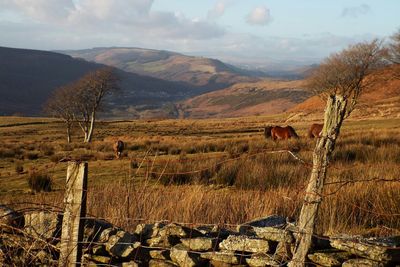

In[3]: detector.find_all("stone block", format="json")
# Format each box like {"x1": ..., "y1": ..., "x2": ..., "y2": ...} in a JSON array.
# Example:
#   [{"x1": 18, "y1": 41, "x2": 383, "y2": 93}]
[
  {"x1": 105, "y1": 230, "x2": 140, "y2": 258},
  {"x1": 23, "y1": 211, "x2": 61, "y2": 239},
  {"x1": 307, "y1": 250, "x2": 353, "y2": 266},
  {"x1": 330, "y1": 235, "x2": 400, "y2": 263},
  {"x1": 181, "y1": 237, "x2": 219, "y2": 251},
  {"x1": 170, "y1": 244, "x2": 205, "y2": 267},
  {"x1": 219, "y1": 235, "x2": 270, "y2": 253},
  {"x1": 201, "y1": 251, "x2": 243, "y2": 265},
  {"x1": 246, "y1": 253, "x2": 280, "y2": 267}
]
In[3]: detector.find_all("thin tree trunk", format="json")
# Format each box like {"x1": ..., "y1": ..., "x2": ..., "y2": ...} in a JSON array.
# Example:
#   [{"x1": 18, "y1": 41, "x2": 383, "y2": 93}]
[
  {"x1": 85, "y1": 111, "x2": 96, "y2": 143},
  {"x1": 84, "y1": 131, "x2": 88, "y2": 143},
  {"x1": 77, "y1": 119, "x2": 89, "y2": 143},
  {"x1": 289, "y1": 95, "x2": 347, "y2": 267},
  {"x1": 66, "y1": 123, "x2": 71, "y2": 143}
]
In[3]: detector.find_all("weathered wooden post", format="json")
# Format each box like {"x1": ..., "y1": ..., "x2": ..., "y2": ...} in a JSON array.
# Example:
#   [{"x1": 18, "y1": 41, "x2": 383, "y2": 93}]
[
  {"x1": 287, "y1": 40, "x2": 384, "y2": 266},
  {"x1": 59, "y1": 161, "x2": 88, "y2": 267},
  {"x1": 289, "y1": 96, "x2": 347, "y2": 267}
]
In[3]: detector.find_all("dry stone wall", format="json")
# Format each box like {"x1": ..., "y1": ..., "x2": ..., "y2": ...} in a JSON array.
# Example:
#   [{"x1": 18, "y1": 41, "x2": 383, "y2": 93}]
[{"x1": 0, "y1": 206, "x2": 399, "y2": 266}]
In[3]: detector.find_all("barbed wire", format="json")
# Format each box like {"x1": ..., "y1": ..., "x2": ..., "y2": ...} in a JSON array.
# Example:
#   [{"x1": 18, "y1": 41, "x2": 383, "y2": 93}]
[
  {"x1": 1, "y1": 144, "x2": 400, "y2": 266},
  {"x1": 1, "y1": 144, "x2": 394, "y2": 187}
]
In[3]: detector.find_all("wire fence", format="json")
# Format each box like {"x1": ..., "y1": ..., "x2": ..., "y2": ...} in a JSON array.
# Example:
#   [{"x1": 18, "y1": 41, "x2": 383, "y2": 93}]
[{"x1": 1, "y1": 145, "x2": 400, "y2": 266}]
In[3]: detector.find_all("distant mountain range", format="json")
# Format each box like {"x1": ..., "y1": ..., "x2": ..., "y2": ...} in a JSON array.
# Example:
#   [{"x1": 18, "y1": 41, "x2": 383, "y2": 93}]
[
  {"x1": 2, "y1": 45, "x2": 397, "y2": 120},
  {"x1": 58, "y1": 47, "x2": 259, "y2": 89}
]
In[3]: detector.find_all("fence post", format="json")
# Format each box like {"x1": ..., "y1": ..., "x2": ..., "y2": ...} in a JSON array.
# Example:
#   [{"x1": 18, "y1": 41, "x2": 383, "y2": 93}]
[
  {"x1": 289, "y1": 96, "x2": 347, "y2": 267},
  {"x1": 59, "y1": 161, "x2": 88, "y2": 267}
]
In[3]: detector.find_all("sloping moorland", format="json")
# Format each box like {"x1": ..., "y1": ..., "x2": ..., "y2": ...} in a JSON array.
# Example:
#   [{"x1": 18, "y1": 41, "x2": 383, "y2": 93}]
[
  {"x1": 0, "y1": 115, "x2": 399, "y2": 237},
  {"x1": 179, "y1": 79, "x2": 310, "y2": 118},
  {"x1": 179, "y1": 64, "x2": 400, "y2": 120},
  {"x1": 289, "y1": 64, "x2": 400, "y2": 120}
]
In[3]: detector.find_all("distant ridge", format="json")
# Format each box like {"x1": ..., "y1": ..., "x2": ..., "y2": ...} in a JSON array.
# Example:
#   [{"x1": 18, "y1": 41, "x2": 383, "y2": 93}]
[{"x1": 59, "y1": 47, "x2": 259, "y2": 89}]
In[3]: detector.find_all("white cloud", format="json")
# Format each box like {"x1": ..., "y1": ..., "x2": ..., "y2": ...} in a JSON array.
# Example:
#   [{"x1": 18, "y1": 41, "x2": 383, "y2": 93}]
[
  {"x1": 178, "y1": 31, "x2": 379, "y2": 66},
  {"x1": 71, "y1": 0, "x2": 154, "y2": 22},
  {"x1": 0, "y1": 0, "x2": 382, "y2": 64},
  {"x1": 3, "y1": 0, "x2": 75, "y2": 22},
  {"x1": 246, "y1": 6, "x2": 271, "y2": 26},
  {"x1": 341, "y1": 4, "x2": 371, "y2": 18},
  {"x1": 144, "y1": 12, "x2": 226, "y2": 40},
  {"x1": 0, "y1": 0, "x2": 226, "y2": 42},
  {"x1": 208, "y1": 1, "x2": 228, "y2": 20}
]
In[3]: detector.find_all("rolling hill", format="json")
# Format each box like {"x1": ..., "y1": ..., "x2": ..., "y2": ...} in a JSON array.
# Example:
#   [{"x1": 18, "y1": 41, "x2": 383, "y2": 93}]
[
  {"x1": 179, "y1": 79, "x2": 311, "y2": 118},
  {"x1": 288, "y1": 64, "x2": 400, "y2": 120},
  {"x1": 59, "y1": 47, "x2": 258, "y2": 89},
  {"x1": 0, "y1": 46, "x2": 205, "y2": 117},
  {"x1": 179, "y1": 64, "x2": 400, "y2": 119},
  {"x1": 3, "y1": 45, "x2": 397, "y2": 120}
]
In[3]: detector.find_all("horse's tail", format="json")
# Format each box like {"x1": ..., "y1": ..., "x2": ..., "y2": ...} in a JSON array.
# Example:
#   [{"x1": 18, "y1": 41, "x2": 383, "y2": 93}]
[
  {"x1": 308, "y1": 129, "x2": 314, "y2": 138},
  {"x1": 118, "y1": 140, "x2": 124, "y2": 150},
  {"x1": 114, "y1": 140, "x2": 124, "y2": 151}
]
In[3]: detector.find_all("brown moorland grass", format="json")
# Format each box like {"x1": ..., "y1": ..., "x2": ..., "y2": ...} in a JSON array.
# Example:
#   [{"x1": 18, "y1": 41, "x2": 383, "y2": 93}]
[{"x1": 0, "y1": 116, "x2": 399, "y2": 237}]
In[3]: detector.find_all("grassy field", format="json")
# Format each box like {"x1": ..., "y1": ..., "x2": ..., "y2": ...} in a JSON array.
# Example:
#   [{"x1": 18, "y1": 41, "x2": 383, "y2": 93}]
[{"x1": 0, "y1": 115, "x2": 399, "y2": 236}]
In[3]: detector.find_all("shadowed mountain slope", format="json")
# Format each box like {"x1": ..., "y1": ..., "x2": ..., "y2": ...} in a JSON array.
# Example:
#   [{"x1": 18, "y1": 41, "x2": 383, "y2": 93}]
[
  {"x1": 0, "y1": 47, "x2": 101, "y2": 115},
  {"x1": 0, "y1": 47, "x2": 204, "y2": 117}
]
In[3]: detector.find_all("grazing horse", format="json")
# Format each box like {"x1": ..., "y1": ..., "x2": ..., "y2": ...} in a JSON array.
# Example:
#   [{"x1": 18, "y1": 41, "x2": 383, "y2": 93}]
[
  {"x1": 264, "y1": 125, "x2": 299, "y2": 140},
  {"x1": 113, "y1": 140, "x2": 124, "y2": 159},
  {"x1": 308, "y1": 123, "x2": 323, "y2": 138}
]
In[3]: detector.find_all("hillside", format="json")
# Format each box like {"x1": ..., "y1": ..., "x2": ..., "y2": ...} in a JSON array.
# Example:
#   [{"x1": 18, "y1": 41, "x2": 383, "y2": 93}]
[
  {"x1": 0, "y1": 47, "x2": 204, "y2": 117},
  {"x1": 179, "y1": 79, "x2": 311, "y2": 118},
  {"x1": 59, "y1": 47, "x2": 258, "y2": 89},
  {"x1": 0, "y1": 47, "x2": 100, "y2": 115},
  {"x1": 288, "y1": 64, "x2": 400, "y2": 120}
]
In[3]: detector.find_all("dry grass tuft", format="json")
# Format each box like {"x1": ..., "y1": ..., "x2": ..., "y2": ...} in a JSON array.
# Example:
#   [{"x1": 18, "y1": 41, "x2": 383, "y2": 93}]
[{"x1": 0, "y1": 116, "x2": 399, "y2": 237}]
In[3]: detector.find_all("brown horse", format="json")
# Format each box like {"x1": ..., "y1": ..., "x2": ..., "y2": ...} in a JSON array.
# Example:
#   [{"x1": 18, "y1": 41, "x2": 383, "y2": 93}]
[
  {"x1": 264, "y1": 125, "x2": 299, "y2": 140},
  {"x1": 308, "y1": 123, "x2": 323, "y2": 138},
  {"x1": 113, "y1": 140, "x2": 124, "y2": 159}
]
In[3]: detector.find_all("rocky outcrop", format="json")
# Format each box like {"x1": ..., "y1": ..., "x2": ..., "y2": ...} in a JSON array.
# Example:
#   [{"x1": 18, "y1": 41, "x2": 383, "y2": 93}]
[{"x1": 1, "y1": 207, "x2": 399, "y2": 266}]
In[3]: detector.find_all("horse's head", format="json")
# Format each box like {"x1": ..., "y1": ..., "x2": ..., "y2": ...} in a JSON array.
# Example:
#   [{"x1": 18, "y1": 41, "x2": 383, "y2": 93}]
[{"x1": 264, "y1": 126, "x2": 273, "y2": 138}]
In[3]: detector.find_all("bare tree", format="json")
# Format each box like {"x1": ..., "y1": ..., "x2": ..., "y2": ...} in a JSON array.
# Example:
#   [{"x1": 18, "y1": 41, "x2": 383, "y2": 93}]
[
  {"x1": 387, "y1": 29, "x2": 400, "y2": 80},
  {"x1": 44, "y1": 85, "x2": 76, "y2": 143},
  {"x1": 74, "y1": 67, "x2": 119, "y2": 143},
  {"x1": 388, "y1": 29, "x2": 400, "y2": 64},
  {"x1": 289, "y1": 40, "x2": 385, "y2": 267}
]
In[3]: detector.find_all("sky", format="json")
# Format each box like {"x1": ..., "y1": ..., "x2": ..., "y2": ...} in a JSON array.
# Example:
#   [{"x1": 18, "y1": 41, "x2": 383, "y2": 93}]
[{"x1": 0, "y1": 0, "x2": 399, "y2": 65}]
